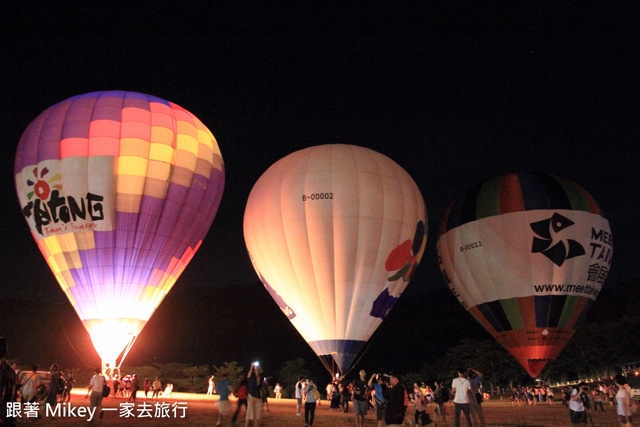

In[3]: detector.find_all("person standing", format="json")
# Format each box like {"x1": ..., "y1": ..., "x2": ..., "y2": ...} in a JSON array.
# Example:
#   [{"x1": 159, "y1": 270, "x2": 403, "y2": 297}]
[
  {"x1": 382, "y1": 372, "x2": 406, "y2": 427},
  {"x1": 569, "y1": 383, "x2": 588, "y2": 426},
  {"x1": 592, "y1": 387, "x2": 605, "y2": 411},
  {"x1": 368, "y1": 374, "x2": 387, "y2": 427},
  {"x1": 215, "y1": 373, "x2": 232, "y2": 427},
  {"x1": 303, "y1": 378, "x2": 318, "y2": 426},
  {"x1": 614, "y1": 375, "x2": 633, "y2": 427},
  {"x1": 329, "y1": 381, "x2": 340, "y2": 410},
  {"x1": 245, "y1": 362, "x2": 263, "y2": 427},
  {"x1": 0, "y1": 357, "x2": 17, "y2": 426},
  {"x1": 151, "y1": 377, "x2": 162, "y2": 399},
  {"x1": 433, "y1": 380, "x2": 448, "y2": 425},
  {"x1": 45, "y1": 364, "x2": 62, "y2": 408},
  {"x1": 352, "y1": 369, "x2": 369, "y2": 427},
  {"x1": 87, "y1": 367, "x2": 105, "y2": 420},
  {"x1": 143, "y1": 377, "x2": 151, "y2": 398},
  {"x1": 128, "y1": 374, "x2": 139, "y2": 403},
  {"x1": 20, "y1": 365, "x2": 40, "y2": 403},
  {"x1": 274, "y1": 383, "x2": 282, "y2": 399},
  {"x1": 467, "y1": 368, "x2": 485, "y2": 427},
  {"x1": 451, "y1": 367, "x2": 472, "y2": 427},
  {"x1": 547, "y1": 386, "x2": 555, "y2": 405},
  {"x1": 340, "y1": 382, "x2": 350, "y2": 413},
  {"x1": 63, "y1": 371, "x2": 76, "y2": 402},
  {"x1": 10, "y1": 362, "x2": 21, "y2": 402},
  {"x1": 413, "y1": 382, "x2": 429, "y2": 426},
  {"x1": 295, "y1": 376, "x2": 305, "y2": 415},
  {"x1": 261, "y1": 378, "x2": 270, "y2": 412},
  {"x1": 207, "y1": 375, "x2": 215, "y2": 397},
  {"x1": 112, "y1": 376, "x2": 120, "y2": 398},
  {"x1": 232, "y1": 377, "x2": 248, "y2": 425}
]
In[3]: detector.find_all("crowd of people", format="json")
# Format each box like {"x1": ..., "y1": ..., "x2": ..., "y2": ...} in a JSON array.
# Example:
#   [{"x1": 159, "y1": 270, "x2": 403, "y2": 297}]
[
  {"x1": 0, "y1": 359, "x2": 180, "y2": 424},
  {"x1": 268, "y1": 365, "x2": 636, "y2": 427},
  {"x1": 0, "y1": 356, "x2": 637, "y2": 426}
]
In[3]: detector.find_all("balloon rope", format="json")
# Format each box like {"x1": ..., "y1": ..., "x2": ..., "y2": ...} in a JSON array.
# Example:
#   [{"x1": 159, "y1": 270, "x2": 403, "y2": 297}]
[
  {"x1": 341, "y1": 339, "x2": 373, "y2": 379},
  {"x1": 319, "y1": 357, "x2": 333, "y2": 377},
  {"x1": 115, "y1": 334, "x2": 138, "y2": 369},
  {"x1": 58, "y1": 316, "x2": 96, "y2": 369}
]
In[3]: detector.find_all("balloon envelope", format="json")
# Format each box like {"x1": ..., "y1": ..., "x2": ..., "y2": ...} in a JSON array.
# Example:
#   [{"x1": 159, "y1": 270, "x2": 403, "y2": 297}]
[
  {"x1": 437, "y1": 173, "x2": 612, "y2": 377},
  {"x1": 243, "y1": 144, "x2": 427, "y2": 373},
  {"x1": 14, "y1": 91, "x2": 225, "y2": 364}
]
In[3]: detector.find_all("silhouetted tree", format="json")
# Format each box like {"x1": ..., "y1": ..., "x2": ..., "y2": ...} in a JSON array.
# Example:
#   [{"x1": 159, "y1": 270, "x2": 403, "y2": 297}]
[{"x1": 278, "y1": 357, "x2": 311, "y2": 398}]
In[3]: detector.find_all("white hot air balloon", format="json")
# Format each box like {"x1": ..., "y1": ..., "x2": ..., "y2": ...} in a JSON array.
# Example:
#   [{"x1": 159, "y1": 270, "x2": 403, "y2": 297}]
[{"x1": 243, "y1": 144, "x2": 427, "y2": 374}]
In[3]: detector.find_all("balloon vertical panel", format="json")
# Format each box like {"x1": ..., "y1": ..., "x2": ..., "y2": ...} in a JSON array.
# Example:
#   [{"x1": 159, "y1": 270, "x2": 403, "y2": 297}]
[
  {"x1": 244, "y1": 144, "x2": 427, "y2": 373},
  {"x1": 14, "y1": 91, "x2": 224, "y2": 364},
  {"x1": 437, "y1": 173, "x2": 612, "y2": 377}
]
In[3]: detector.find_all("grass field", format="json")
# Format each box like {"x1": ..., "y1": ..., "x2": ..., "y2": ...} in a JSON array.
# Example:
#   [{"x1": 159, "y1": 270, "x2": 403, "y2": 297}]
[{"x1": 9, "y1": 391, "x2": 627, "y2": 426}]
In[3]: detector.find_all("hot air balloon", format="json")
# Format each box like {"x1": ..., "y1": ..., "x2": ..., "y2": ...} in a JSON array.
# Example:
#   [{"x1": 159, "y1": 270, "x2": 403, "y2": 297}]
[
  {"x1": 14, "y1": 91, "x2": 224, "y2": 371},
  {"x1": 243, "y1": 144, "x2": 427, "y2": 374},
  {"x1": 437, "y1": 173, "x2": 612, "y2": 377}
]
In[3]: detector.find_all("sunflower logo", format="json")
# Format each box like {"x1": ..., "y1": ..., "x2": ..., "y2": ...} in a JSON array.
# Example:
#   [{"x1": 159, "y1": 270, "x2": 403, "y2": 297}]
[{"x1": 25, "y1": 167, "x2": 62, "y2": 201}]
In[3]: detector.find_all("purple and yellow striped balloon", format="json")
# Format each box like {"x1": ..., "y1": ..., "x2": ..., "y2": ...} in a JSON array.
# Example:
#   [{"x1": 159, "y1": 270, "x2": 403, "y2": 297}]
[{"x1": 14, "y1": 91, "x2": 225, "y2": 365}]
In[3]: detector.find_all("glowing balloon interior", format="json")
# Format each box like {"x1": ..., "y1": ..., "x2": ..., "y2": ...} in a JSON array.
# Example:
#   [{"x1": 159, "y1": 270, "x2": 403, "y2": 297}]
[
  {"x1": 243, "y1": 144, "x2": 427, "y2": 374},
  {"x1": 437, "y1": 173, "x2": 612, "y2": 377},
  {"x1": 14, "y1": 91, "x2": 225, "y2": 367}
]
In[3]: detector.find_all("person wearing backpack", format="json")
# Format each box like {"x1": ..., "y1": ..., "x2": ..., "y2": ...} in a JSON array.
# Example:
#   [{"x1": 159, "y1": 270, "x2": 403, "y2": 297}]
[{"x1": 303, "y1": 378, "x2": 318, "y2": 426}]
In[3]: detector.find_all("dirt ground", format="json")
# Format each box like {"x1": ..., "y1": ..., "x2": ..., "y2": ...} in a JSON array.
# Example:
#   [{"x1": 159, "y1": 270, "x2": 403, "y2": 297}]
[{"x1": 9, "y1": 391, "x2": 626, "y2": 426}]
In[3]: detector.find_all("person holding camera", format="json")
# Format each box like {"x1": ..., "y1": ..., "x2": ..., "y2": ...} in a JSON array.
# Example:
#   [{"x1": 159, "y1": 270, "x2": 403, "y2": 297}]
[
  {"x1": 303, "y1": 378, "x2": 318, "y2": 427},
  {"x1": 382, "y1": 372, "x2": 406, "y2": 427},
  {"x1": 245, "y1": 362, "x2": 263, "y2": 427},
  {"x1": 569, "y1": 383, "x2": 589, "y2": 426},
  {"x1": 368, "y1": 373, "x2": 387, "y2": 427}
]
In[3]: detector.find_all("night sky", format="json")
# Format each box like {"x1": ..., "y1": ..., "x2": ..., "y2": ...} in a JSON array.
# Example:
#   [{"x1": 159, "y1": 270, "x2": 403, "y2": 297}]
[{"x1": 2, "y1": 5, "x2": 638, "y2": 332}]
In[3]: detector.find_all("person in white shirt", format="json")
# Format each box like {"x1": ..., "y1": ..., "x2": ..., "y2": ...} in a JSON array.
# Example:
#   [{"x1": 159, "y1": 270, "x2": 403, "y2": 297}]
[
  {"x1": 295, "y1": 376, "x2": 305, "y2": 415},
  {"x1": 451, "y1": 367, "x2": 472, "y2": 427},
  {"x1": 20, "y1": 365, "x2": 41, "y2": 403},
  {"x1": 87, "y1": 367, "x2": 105, "y2": 419},
  {"x1": 303, "y1": 379, "x2": 318, "y2": 426},
  {"x1": 569, "y1": 383, "x2": 587, "y2": 426},
  {"x1": 614, "y1": 375, "x2": 633, "y2": 427}
]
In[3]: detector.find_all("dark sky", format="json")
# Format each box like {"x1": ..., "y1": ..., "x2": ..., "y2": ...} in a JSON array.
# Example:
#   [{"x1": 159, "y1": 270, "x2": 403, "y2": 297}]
[{"x1": 2, "y1": 3, "x2": 638, "y2": 306}]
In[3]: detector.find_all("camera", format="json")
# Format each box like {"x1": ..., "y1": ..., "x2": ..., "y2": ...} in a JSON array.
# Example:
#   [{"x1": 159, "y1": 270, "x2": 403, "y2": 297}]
[
  {"x1": 376, "y1": 374, "x2": 390, "y2": 382},
  {"x1": 253, "y1": 361, "x2": 260, "y2": 367}
]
